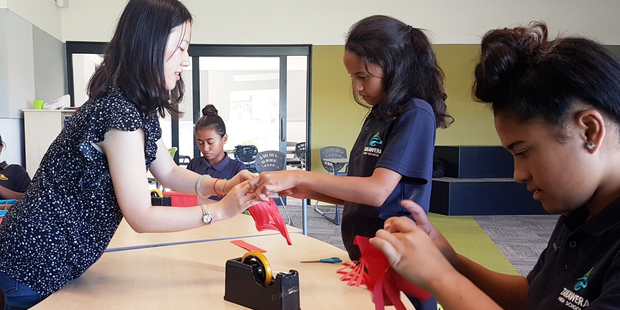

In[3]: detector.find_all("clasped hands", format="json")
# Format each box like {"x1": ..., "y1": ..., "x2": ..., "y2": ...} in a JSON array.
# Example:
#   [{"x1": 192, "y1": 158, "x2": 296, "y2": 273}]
[{"x1": 219, "y1": 170, "x2": 303, "y2": 212}]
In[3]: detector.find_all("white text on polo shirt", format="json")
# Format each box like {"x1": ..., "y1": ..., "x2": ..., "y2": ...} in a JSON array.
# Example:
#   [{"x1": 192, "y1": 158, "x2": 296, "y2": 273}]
[
  {"x1": 363, "y1": 147, "x2": 382, "y2": 157},
  {"x1": 558, "y1": 287, "x2": 589, "y2": 309}
]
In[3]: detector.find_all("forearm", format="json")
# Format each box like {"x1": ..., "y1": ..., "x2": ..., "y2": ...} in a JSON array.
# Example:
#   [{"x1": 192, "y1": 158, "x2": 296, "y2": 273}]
[
  {"x1": 295, "y1": 170, "x2": 395, "y2": 207},
  {"x1": 129, "y1": 200, "x2": 242, "y2": 233},
  {"x1": 155, "y1": 166, "x2": 226, "y2": 197},
  {"x1": 427, "y1": 269, "x2": 504, "y2": 310},
  {"x1": 305, "y1": 190, "x2": 345, "y2": 205},
  {"x1": 129, "y1": 205, "x2": 203, "y2": 233},
  {"x1": 0, "y1": 185, "x2": 24, "y2": 200},
  {"x1": 452, "y1": 254, "x2": 528, "y2": 310}
]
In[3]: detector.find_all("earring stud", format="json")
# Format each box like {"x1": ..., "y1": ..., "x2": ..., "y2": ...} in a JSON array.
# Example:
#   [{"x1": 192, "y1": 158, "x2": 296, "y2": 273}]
[{"x1": 587, "y1": 141, "x2": 596, "y2": 150}]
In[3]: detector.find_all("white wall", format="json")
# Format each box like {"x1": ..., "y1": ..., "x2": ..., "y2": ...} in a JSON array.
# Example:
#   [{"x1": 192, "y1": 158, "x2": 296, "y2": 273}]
[
  {"x1": 0, "y1": 7, "x2": 65, "y2": 167},
  {"x1": 59, "y1": 0, "x2": 620, "y2": 45},
  {"x1": 1, "y1": 10, "x2": 34, "y2": 119},
  {"x1": 33, "y1": 26, "x2": 67, "y2": 105},
  {"x1": 0, "y1": 9, "x2": 29, "y2": 165},
  {"x1": 6, "y1": 0, "x2": 62, "y2": 40}
]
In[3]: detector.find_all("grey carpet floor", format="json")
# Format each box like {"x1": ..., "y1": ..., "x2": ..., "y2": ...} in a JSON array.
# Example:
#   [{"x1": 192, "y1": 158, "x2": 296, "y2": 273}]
[
  {"x1": 473, "y1": 214, "x2": 558, "y2": 276},
  {"x1": 280, "y1": 198, "x2": 558, "y2": 277}
]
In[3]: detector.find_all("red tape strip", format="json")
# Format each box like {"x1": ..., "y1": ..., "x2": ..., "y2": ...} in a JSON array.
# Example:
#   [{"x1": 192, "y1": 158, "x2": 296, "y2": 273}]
[{"x1": 231, "y1": 240, "x2": 267, "y2": 253}]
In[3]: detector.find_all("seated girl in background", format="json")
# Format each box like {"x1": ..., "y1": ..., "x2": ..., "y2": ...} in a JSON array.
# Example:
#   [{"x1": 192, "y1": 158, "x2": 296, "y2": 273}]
[
  {"x1": 187, "y1": 104, "x2": 246, "y2": 202},
  {"x1": 370, "y1": 22, "x2": 620, "y2": 309},
  {"x1": 0, "y1": 134, "x2": 31, "y2": 200}
]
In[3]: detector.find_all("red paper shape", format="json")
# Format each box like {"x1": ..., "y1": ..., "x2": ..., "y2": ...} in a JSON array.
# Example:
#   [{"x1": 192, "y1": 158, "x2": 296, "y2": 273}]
[
  {"x1": 337, "y1": 236, "x2": 431, "y2": 310},
  {"x1": 248, "y1": 199, "x2": 292, "y2": 245}
]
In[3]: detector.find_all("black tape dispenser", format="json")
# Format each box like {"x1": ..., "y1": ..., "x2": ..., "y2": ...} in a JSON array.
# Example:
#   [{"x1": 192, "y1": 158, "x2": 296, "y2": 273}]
[{"x1": 224, "y1": 251, "x2": 300, "y2": 310}]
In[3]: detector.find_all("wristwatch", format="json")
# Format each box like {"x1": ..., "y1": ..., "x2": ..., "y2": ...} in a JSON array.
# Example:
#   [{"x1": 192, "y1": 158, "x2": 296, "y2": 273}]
[{"x1": 200, "y1": 204, "x2": 212, "y2": 225}]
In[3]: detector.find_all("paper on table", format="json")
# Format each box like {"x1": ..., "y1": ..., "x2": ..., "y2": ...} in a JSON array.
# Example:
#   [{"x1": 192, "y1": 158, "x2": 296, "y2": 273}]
[{"x1": 44, "y1": 94, "x2": 70, "y2": 110}]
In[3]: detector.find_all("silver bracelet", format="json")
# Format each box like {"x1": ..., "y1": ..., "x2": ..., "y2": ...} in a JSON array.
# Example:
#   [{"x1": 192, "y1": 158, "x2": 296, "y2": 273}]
[{"x1": 196, "y1": 174, "x2": 211, "y2": 199}]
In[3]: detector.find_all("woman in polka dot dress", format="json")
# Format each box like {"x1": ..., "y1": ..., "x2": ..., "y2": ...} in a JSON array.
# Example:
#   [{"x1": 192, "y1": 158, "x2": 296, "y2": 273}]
[{"x1": 0, "y1": 0, "x2": 258, "y2": 309}]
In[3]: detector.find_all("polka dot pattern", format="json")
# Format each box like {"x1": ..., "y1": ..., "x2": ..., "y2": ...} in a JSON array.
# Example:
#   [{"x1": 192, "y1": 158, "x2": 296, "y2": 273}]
[{"x1": 0, "y1": 87, "x2": 161, "y2": 296}]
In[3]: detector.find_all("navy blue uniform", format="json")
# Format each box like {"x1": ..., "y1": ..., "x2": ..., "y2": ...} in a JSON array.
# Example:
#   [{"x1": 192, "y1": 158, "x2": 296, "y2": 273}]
[
  {"x1": 342, "y1": 98, "x2": 437, "y2": 310},
  {"x1": 526, "y1": 198, "x2": 620, "y2": 309},
  {"x1": 186, "y1": 153, "x2": 245, "y2": 201},
  {"x1": 342, "y1": 98, "x2": 436, "y2": 260},
  {"x1": 0, "y1": 162, "x2": 31, "y2": 199}
]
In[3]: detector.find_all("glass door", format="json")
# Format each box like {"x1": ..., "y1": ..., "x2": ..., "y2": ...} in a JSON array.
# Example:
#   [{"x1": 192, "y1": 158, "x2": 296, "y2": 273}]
[
  {"x1": 67, "y1": 43, "x2": 311, "y2": 168},
  {"x1": 178, "y1": 45, "x2": 311, "y2": 171},
  {"x1": 187, "y1": 56, "x2": 283, "y2": 157}
]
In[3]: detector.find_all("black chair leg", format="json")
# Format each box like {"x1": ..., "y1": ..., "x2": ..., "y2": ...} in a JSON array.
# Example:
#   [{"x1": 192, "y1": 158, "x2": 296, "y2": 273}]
[{"x1": 313, "y1": 202, "x2": 341, "y2": 226}]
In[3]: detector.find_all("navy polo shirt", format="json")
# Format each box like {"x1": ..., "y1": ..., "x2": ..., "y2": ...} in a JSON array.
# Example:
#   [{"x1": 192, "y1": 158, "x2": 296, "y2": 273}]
[
  {"x1": 526, "y1": 199, "x2": 620, "y2": 308},
  {"x1": 0, "y1": 161, "x2": 31, "y2": 199},
  {"x1": 186, "y1": 152, "x2": 245, "y2": 201},
  {"x1": 342, "y1": 98, "x2": 436, "y2": 260}
]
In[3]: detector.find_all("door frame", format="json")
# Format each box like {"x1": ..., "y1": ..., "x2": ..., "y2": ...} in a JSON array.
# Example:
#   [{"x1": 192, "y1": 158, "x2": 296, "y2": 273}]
[{"x1": 65, "y1": 42, "x2": 313, "y2": 167}]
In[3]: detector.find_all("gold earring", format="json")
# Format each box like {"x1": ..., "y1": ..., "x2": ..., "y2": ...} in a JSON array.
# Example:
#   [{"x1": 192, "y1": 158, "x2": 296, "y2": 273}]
[{"x1": 587, "y1": 141, "x2": 596, "y2": 150}]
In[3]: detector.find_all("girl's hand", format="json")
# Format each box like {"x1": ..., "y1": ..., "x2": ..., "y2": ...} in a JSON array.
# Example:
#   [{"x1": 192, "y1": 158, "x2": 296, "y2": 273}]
[
  {"x1": 250, "y1": 170, "x2": 301, "y2": 201},
  {"x1": 370, "y1": 216, "x2": 455, "y2": 290},
  {"x1": 225, "y1": 170, "x2": 257, "y2": 194},
  {"x1": 369, "y1": 200, "x2": 458, "y2": 288},
  {"x1": 391, "y1": 200, "x2": 458, "y2": 264},
  {"x1": 212, "y1": 180, "x2": 261, "y2": 221}
]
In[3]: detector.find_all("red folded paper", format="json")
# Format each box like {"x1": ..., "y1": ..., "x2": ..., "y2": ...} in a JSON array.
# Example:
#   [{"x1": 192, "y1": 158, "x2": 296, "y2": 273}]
[
  {"x1": 337, "y1": 236, "x2": 431, "y2": 310},
  {"x1": 247, "y1": 199, "x2": 292, "y2": 245}
]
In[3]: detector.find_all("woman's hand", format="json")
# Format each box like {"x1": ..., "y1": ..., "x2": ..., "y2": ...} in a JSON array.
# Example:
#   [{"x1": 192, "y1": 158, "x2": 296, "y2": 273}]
[
  {"x1": 250, "y1": 170, "x2": 303, "y2": 201},
  {"x1": 224, "y1": 170, "x2": 257, "y2": 194},
  {"x1": 211, "y1": 180, "x2": 261, "y2": 221}
]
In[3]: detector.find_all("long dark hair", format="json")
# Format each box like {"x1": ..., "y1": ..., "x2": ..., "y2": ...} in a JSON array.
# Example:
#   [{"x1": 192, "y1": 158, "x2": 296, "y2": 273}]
[
  {"x1": 88, "y1": 0, "x2": 192, "y2": 118},
  {"x1": 474, "y1": 22, "x2": 620, "y2": 128},
  {"x1": 195, "y1": 104, "x2": 226, "y2": 137},
  {"x1": 345, "y1": 15, "x2": 452, "y2": 128}
]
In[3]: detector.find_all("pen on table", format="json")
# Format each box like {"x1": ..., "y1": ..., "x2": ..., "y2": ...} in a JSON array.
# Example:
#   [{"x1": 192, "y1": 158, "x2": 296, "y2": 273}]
[{"x1": 300, "y1": 257, "x2": 342, "y2": 263}]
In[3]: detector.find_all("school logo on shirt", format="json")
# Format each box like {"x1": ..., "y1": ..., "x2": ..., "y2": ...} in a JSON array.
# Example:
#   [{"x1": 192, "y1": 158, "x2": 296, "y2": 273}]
[
  {"x1": 574, "y1": 268, "x2": 592, "y2": 291},
  {"x1": 369, "y1": 133, "x2": 383, "y2": 147},
  {"x1": 363, "y1": 132, "x2": 383, "y2": 157},
  {"x1": 0, "y1": 174, "x2": 7, "y2": 181},
  {"x1": 556, "y1": 268, "x2": 592, "y2": 309}
]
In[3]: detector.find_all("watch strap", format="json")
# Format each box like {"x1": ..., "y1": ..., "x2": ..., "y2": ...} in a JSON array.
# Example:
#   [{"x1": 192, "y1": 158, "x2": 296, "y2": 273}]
[{"x1": 200, "y1": 204, "x2": 212, "y2": 225}]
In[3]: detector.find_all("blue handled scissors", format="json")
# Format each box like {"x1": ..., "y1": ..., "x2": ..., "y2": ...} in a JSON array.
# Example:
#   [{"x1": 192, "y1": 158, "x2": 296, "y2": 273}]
[{"x1": 300, "y1": 257, "x2": 342, "y2": 263}]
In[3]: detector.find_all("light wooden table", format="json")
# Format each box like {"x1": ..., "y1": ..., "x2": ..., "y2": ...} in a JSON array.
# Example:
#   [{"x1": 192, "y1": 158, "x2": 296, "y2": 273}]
[
  {"x1": 33, "y1": 232, "x2": 414, "y2": 309},
  {"x1": 107, "y1": 213, "x2": 301, "y2": 251}
]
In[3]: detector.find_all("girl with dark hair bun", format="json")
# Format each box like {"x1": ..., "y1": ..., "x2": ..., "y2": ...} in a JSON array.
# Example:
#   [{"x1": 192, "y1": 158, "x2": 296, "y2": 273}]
[
  {"x1": 186, "y1": 104, "x2": 246, "y2": 202},
  {"x1": 0, "y1": 1, "x2": 257, "y2": 308},
  {"x1": 371, "y1": 22, "x2": 620, "y2": 309},
  {"x1": 252, "y1": 15, "x2": 450, "y2": 310},
  {"x1": 0, "y1": 134, "x2": 31, "y2": 200}
]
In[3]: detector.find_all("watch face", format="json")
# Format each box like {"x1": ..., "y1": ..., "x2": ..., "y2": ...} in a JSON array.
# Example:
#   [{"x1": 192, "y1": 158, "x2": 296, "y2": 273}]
[{"x1": 203, "y1": 214, "x2": 213, "y2": 224}]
